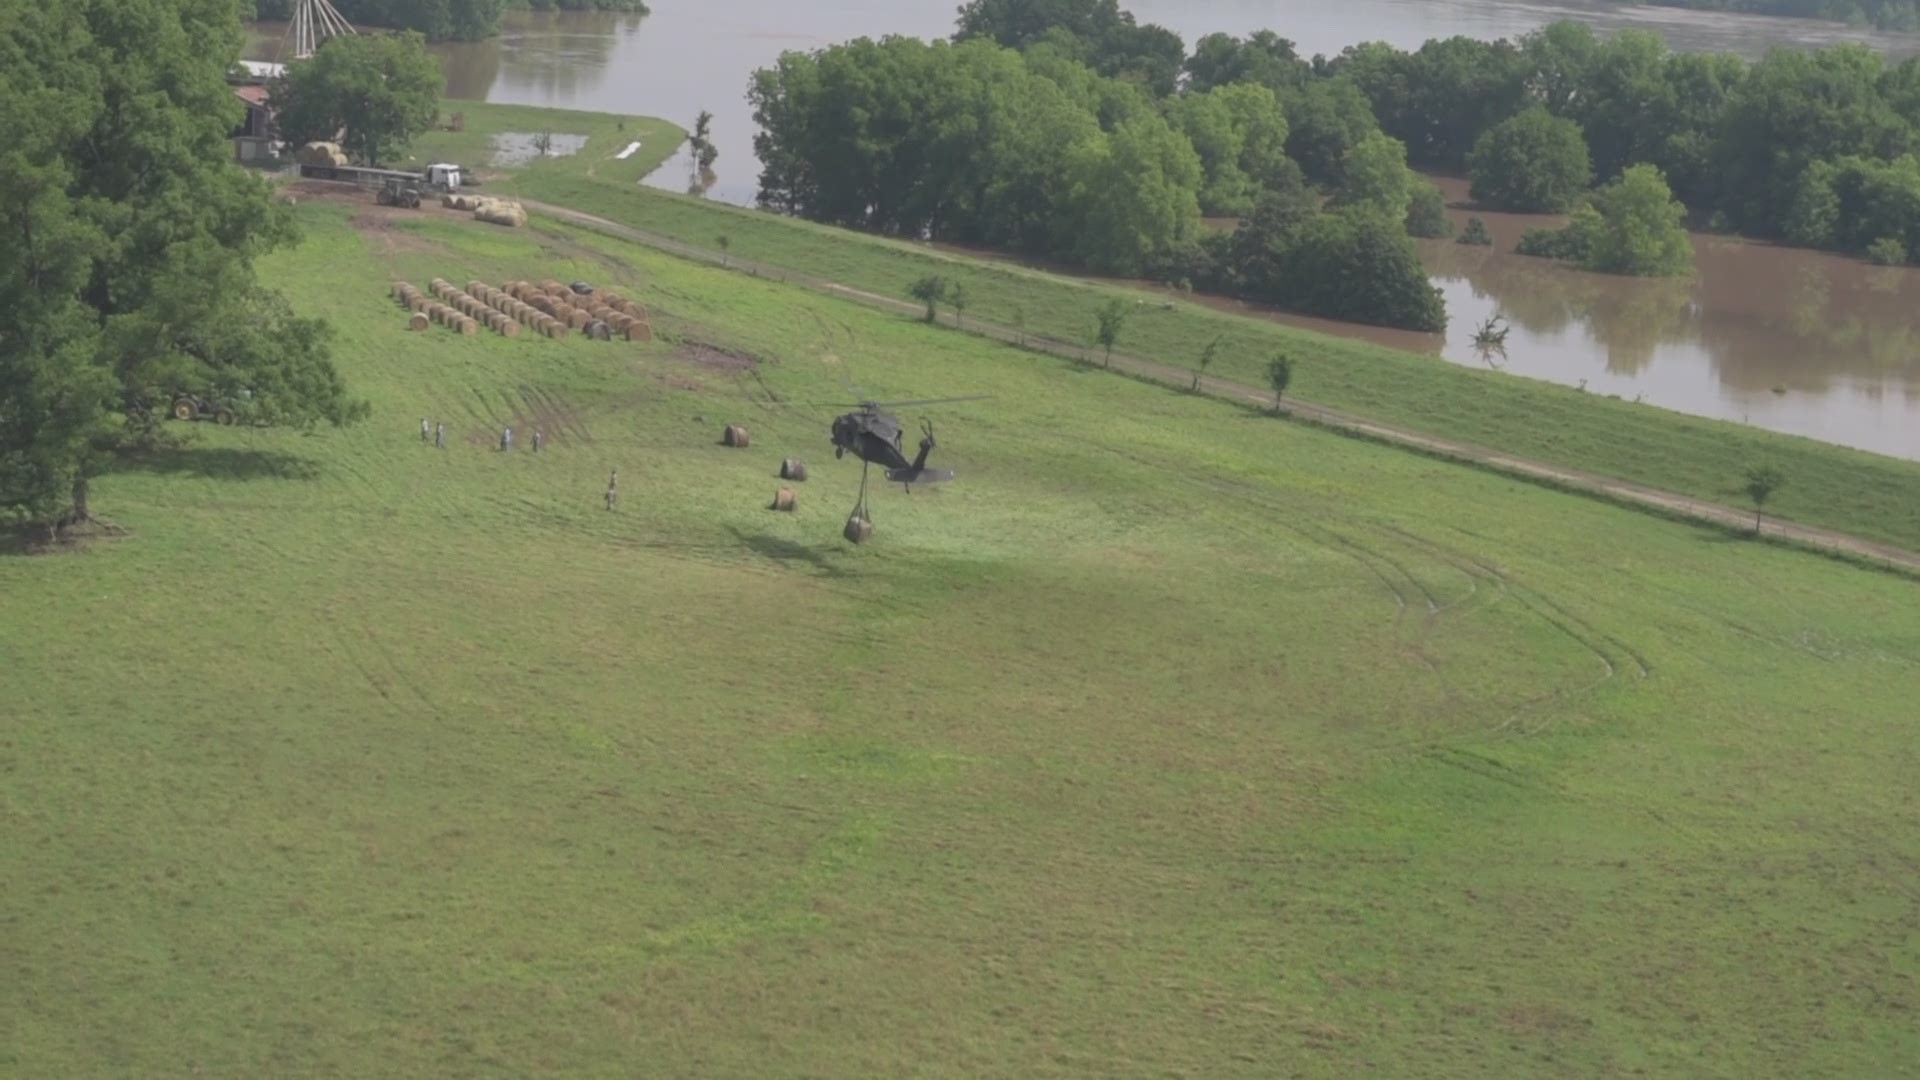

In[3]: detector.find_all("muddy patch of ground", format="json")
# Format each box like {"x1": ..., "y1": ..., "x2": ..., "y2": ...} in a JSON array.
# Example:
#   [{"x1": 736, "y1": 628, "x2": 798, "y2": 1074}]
[
  {"x1": 464, "y1": 384, "x2": 596, "y2": 449},
  {"x1": 491, "y1": 132, "x2": 588, "y2": 167},
  {"x1": 672, "y1": 341, "x2": 760, "y2": 373}
]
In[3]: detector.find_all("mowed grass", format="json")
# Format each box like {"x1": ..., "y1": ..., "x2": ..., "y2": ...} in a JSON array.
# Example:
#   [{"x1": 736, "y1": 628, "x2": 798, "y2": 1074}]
[
  {"x1": 4, "y1": 201, "x2": 1919, "y2": 1077},
  {"x1": 507, "y1": 130, "x2": 1920, "y2": 554}
]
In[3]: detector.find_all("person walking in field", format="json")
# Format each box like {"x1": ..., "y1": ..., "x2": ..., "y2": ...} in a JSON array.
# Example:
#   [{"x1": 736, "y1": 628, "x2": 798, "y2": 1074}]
[
  {"x1": 501, "y1": 427, "x2": 513, "y2": 452},
  {"x1": 606, "y1": 469, "x2": 618, "y2": 511},
  {"x1": 533, "y1": 430, "x2": 543, "y2": 453},
  {"x1": 435, "y1": 422, "x2": 445, "y2": 449},
  {"x1": 421, "y1": 417, "x2": 430, "y2": 443}
]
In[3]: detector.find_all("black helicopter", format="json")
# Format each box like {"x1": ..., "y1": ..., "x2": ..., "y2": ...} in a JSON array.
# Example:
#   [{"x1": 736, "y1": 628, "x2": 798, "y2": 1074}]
[{"x1": 826, "y1": 396, "x2": 987, "y2": 521}]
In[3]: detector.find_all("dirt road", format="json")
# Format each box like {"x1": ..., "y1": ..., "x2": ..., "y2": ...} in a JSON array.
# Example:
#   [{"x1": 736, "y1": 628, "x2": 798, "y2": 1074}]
[{"x1": 523, "y1": 200, "x2": 1920, "y2": 576}]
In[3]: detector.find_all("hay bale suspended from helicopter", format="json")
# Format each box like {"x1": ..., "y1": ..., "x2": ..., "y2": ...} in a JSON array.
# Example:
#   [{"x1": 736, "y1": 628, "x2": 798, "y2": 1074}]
[{"x1": 843, "y1": 515, "x2": 874, "y2": 544}]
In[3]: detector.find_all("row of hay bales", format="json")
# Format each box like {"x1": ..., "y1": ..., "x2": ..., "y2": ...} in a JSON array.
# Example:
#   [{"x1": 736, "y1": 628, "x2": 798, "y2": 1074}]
[
  {"x1": 502, "y1": 279, "x2": 655, "y2": 342},
  {"x1": 453, "y1": 277, "x2": 579, "y2": 339},
  {"x1": 391, "y1": 280, "x2": 480, "y2": 335},
  {"x1": 443, "y1": 193, "x2": 528, "y2": 228}
]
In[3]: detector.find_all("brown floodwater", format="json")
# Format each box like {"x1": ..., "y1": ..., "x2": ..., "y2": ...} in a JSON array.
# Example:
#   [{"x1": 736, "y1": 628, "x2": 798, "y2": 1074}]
[
  {"x1": 941, "y1": 181, "x2": 1920, "y2": 460},
  {"x1": 1418, "y1": 177, "x2": 1919, "y2": 460},
  {"x1": 245, "y1": 3, "x2": 1920, "y2": 458}
]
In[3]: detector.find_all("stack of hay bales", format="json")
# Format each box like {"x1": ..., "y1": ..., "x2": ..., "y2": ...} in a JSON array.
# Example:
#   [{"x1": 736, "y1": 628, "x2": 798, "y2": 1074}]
[
  {"x1": 594, "y1": 289, "x2": 653, "y2": 342},
  {"x1": 391, "y1": 280, "x2": 475, "y2": 334},
  {"x1": 486, "y1": 280, "x2": 566, "y2": 339},
  {"x1": 298, "y1": 141, "x2": 349, "y2": 168},
  {"x1": 472, "y1": 197, "x2": 528, "y2": 228}
]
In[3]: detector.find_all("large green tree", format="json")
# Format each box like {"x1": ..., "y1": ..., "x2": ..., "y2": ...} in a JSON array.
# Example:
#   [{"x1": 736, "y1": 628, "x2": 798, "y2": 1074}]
[
  {"x1": 272, "y1": 31, "x2": 442, "y2": 166},
  {"x1": 1468, "y1": 107, "x2": 1593, "y2": 212},
  {"x1": 1165, "y1": 82, "x2": 1291, "y2": 217},
  {"x1": 1, "y1": 0, "x2": 363, "y2": 534},
  {"x1": 1061, "y1": 111, "x2": 1203, "y2": 274},
  {"x1": 1579, "y1": 164, "x2": 1696, "y2": 276},
  {"x1": 1713, "y1": 45, "x2": 1916, "y2": 235}
]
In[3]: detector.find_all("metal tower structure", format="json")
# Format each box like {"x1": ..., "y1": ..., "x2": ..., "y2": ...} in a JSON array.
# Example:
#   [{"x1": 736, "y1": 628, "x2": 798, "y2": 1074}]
[{"x1": 280, "y1": 0, "x2": 357, "y2": 61}]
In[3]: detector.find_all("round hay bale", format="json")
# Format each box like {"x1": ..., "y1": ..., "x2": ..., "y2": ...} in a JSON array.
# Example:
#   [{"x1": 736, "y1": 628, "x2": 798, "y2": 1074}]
[
  {"x1": 723, "y1": 424, "x2": 751, "y2": 448},
  {"x1": 467, "y1": 280, "x2": 484, "y2": 295},
  {"x1": 553, "y1": 302, "x2": 577, "y2": 321},
  {"x1": 542, "y1": 280, "x2": 566, "y2": 296},
  {"x1": 771, "y1": 487, "x2": 798, "y2": 512},
  {"x1": 408, "y1": 295, "x2": 428, "y2": 313},
  {"x1": 550, "y1": 323, "x2": 569, "y2": 341},
  {"x1": 390, "y1": 281, "x2": 407, "y2": 300},
  {"x1": 625, "y1": 320, "x2": 653, "y2": 343},
  {"x1": 843, "y1": 516, "x2": 875, "y2": 545},
  {"x1": 430, "y1": 277, "x2": 450, "y2": 291},
  {"x1": 409, "y1": 311, "x2": 430, "y2": 332},
  {"x1": 609, "y1": 313, "x2": 634, "y2": 333},
  {"x1": 531, "y1": 296, "x2": 555, "y2": 316},
  {"x1": 587, "y1": 320, "x2": 612, "y2": 341},
  {"x1": 780, "y1": 459, "x2": 809, "y2": 482},
  {"x1": 567, "y1": 310, "x2": 590, "y2": 330},
  {"x1": 458, "y1": 317, "x2": 478, "y2": 336},
  {"x1": 500, "y1": 320, "x2": 520, "y2": 339}
]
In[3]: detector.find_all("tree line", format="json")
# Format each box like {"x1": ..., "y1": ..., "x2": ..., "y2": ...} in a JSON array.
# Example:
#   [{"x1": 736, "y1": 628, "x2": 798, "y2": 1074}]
[
  {"x1": 750, "y1": 24, "x2": 1447, "y2": 331},
  {"x1": 3, "y1": 0, "x2": 364, "y2": 535},
  {"x1": 1326, "y1": 21, "x2": 1920, "y2": 265},
  {"x1": 749, "y1": 1, "x2": 1920, "y2": 333},
  {"x1": 245, "y1": 0, "x2": 648, "y2": 42}
]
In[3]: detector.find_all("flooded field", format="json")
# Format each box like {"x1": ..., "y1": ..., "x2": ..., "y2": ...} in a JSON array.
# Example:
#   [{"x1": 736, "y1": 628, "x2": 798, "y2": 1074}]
[{"x1": 489, "y1": 131, "x2": 588, "y2": 167}]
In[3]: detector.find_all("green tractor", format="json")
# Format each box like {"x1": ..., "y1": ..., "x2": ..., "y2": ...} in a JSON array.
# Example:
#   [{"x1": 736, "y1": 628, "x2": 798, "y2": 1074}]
[
  {"x1": 376, "y1": 175, "x2": 422, "y2": 208},
  {"x1": 169, "y1": 393, "x2": 239, "y2": 425}
]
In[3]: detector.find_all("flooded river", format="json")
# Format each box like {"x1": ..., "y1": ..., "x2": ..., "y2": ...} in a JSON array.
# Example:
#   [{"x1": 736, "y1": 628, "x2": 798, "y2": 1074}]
[{"x1": 248, "y1": 2, "x2": 1920, "y2": 458}]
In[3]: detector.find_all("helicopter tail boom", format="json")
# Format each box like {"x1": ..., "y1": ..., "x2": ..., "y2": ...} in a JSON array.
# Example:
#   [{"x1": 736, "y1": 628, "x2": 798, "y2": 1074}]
[{"x1": 886, "y1": 466, "x2": 955, "y2": 487}]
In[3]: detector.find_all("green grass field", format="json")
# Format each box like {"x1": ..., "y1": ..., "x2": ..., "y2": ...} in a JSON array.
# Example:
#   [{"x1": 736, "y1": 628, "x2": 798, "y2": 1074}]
[
  {"x1": 481, "y1": 116, "x2": 1920, "y2": 555},
  {"x1": 5, "y1": 196, "x2": 1918, "y2": 1077}
]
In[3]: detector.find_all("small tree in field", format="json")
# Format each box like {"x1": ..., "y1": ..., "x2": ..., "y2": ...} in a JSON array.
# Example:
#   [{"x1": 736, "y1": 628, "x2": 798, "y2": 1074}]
[
  {"x1": 716, "y1": 234, "x2": 732, "y2": 267},
  {"x1": 1095, "y1": 299, "x2": 1130, "y2": 367},
  {"x1": 1744, "y1": 464, "x2": 1784, "y2": 534},
  {"x1": 949, "y1": 282, "x2": 970, "y2": 329},
  {"x1": 1194, "y1": 334, "x2": 1222, "y2": 391},
  {"x1": 1267, "y1": 353, "x2": 1295, "y2": 411},
  {"x1": 908, "y1": 275, "x2": 949, "y2": 322}
]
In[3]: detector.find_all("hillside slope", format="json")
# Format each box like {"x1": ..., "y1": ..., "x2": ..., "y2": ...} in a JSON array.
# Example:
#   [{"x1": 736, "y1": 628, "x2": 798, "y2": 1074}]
[{"x1": 5, "y1": 200, "x2": 1917, "y2": 1077}]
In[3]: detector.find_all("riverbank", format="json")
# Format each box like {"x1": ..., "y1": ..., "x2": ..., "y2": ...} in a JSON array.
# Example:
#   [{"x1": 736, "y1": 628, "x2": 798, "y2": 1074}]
[{"x1": 459, "y1": 108, "x2": 1920, "y2": 553}]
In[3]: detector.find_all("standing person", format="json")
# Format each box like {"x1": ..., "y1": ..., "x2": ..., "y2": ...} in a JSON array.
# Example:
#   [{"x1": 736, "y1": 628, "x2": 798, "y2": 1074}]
[
  {"x1": 532, "y1": 430, "x2": 543, "y2": 454},
  {"x1": 605, "y1": 469, "x2": 618, "y2": 511},
  {"x1": 421, "y1": 417, "x2": 430, "y2": 443},
  {"x1": 435, "y1": 422, "x2": 445, "y2": 449},
  {"x1": 501, "y1": 427, "x2": 513, "y2": 452}
]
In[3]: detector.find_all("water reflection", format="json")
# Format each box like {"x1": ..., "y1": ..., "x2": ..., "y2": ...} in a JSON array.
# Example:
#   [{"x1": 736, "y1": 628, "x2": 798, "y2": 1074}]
[{"x1": 1426, "y1": 220, "x2": 1920, "y2": 459}]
